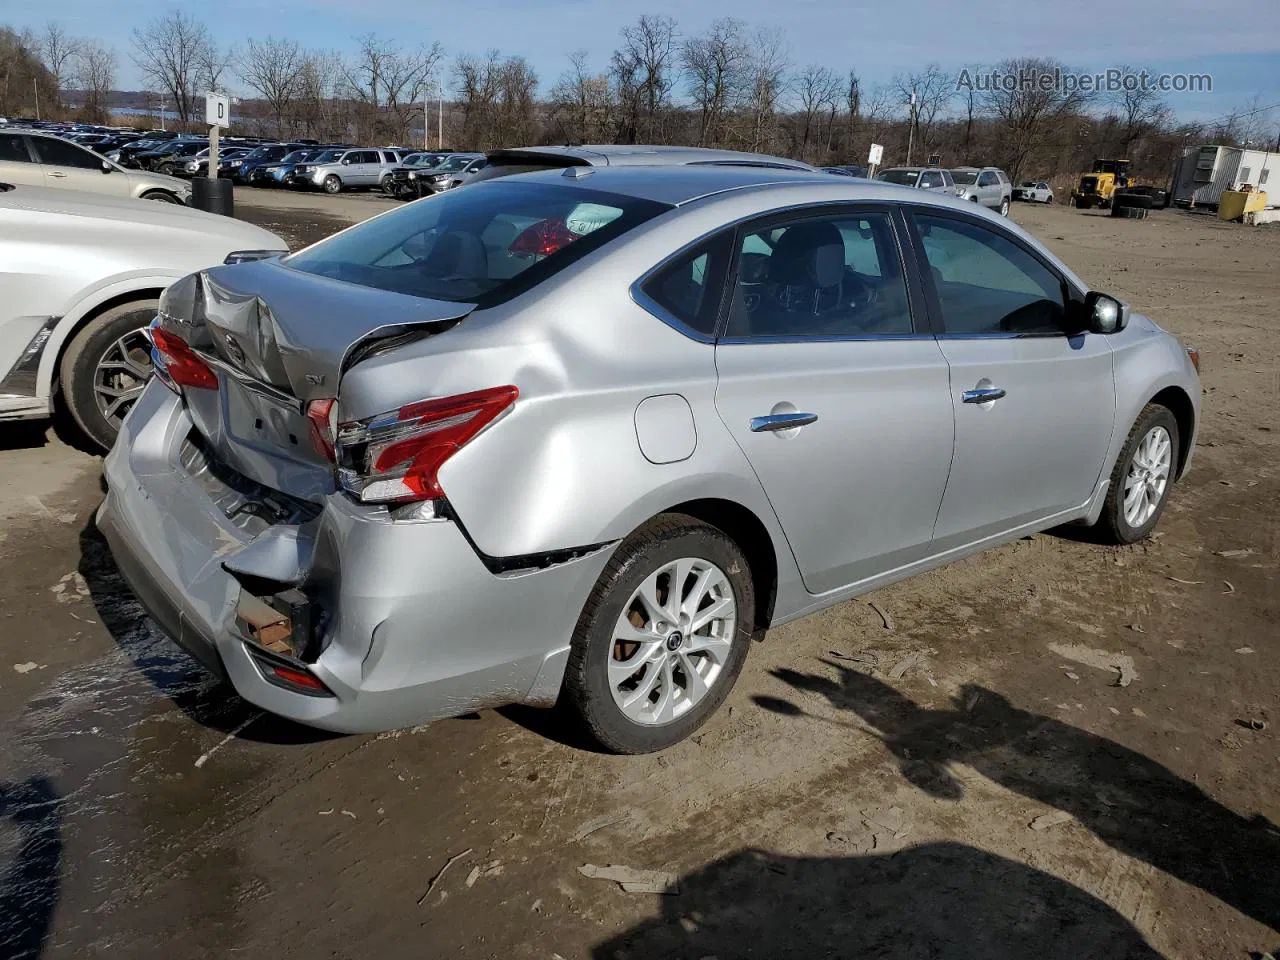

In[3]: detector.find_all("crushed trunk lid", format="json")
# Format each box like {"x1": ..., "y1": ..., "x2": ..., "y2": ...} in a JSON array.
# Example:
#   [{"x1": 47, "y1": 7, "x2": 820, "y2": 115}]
[{"x1": 156, "y1": 260, "x2": 475, "y2": 499}]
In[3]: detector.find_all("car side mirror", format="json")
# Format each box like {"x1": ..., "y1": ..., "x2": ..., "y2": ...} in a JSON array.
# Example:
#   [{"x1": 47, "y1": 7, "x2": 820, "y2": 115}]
[
  {"x1": 101, "y1": 160, "x2": 113, "y2": 174},
  {"x1": 1083, "y1": 291, "x2": 1129, "y2": 334}
]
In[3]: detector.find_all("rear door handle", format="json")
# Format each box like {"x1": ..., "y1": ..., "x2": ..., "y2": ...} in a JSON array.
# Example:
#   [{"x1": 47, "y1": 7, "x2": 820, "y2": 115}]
[
  {"x1": 962, "y1": 387, "x2": 1007, "y2": 404},
  {"x1": 751, "y1": 412, "x2": 818, "y2": 432},
  {"x1": 48, "y1": 171, "x2": 68, "y2": 178}
]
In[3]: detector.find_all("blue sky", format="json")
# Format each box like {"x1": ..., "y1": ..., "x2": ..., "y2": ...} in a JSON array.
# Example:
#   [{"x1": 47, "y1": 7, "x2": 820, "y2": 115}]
[{"x1": 5, "y1": 0, "x2": 1279, "y2": 125}]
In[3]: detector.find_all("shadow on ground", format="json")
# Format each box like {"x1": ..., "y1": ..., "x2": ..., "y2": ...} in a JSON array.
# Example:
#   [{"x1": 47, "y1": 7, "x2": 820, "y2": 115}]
[
  {"x1": 0, "y1": 776, "x2": 62, "y2": 960},
  {"x1": 757, "y1": 663, "x2": 1280, "y2": 934},
  {"x1": 76, "y1": 515, "x2": 335, "y2": 746},
  {"x1": 594, "y1": 844, "x2": 1164, "y2": 959}
]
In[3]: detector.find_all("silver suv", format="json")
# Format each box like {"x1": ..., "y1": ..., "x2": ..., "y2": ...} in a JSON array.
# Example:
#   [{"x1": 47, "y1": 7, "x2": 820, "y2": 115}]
[
  {"x1": 951, "y1": 166, "x2": 1013, "y2": 216},
  {"x1": 873, "y1": 167, "x2": 956, "y2": 194},
  {"x1": 300, "y1": 148, "x2": 410, "y2": 194}
]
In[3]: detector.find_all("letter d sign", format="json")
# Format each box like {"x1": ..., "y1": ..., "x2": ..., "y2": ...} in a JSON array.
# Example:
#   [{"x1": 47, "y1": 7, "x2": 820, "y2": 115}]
[{"x1": 205, "y1": 92, "x2": 230, "y2": 129}]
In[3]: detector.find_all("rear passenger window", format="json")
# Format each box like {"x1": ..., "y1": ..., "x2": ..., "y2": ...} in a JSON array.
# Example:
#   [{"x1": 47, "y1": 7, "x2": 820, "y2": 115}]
[
  {"x1": 725, "y1": 211, "x2": 912, "y2": 339},
  {"x1": 915, "y1": 213, "x2": 1067, "y2": 335},
  {"x1": 639, "y1": 234, "x2": 733, "y2": 337},
  {"x1": 0, "y1": 134, "x2": 32, "y2": 163}
]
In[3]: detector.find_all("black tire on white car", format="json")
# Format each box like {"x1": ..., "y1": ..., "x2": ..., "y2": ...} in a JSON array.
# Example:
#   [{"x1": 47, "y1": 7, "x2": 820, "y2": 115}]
[
  {"x1": 60, "y1": 299, "x2": 158, "y2": 452},
  {"x1": 562, "y1": 514, "x2": 756, "y2": 754},
  {"x1": 999, "y1": 197, "x2": 1010, "y2": 217},
  {"x1": 140, "y1": 190, "x2": 182, "y2": 204},
  {"x1": 1097, "y1": 404, "x2": 1180, "y2": 544}
]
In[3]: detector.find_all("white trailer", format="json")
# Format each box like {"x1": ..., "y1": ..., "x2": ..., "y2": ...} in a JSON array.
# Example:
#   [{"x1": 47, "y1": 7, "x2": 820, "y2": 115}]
[{"x1": 1171, "y1": 144, "x2": 1279, "y2": 209}]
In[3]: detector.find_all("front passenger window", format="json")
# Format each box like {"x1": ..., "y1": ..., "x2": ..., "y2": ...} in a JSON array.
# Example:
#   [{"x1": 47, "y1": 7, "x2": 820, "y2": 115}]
[{"x1": 915, "y1": 213, "x2": 1067, "y2": 335}]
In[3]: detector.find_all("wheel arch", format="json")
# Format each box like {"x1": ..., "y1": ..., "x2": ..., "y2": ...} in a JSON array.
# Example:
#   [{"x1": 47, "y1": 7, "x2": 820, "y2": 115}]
[
  {"x1": 661, "y1": 497, "x2": 778, "y2": 635},
  {"x1": 1148, "y1": 385, "x2": 1196, "y2": 478},
  {"x1": 39, "y1": 283, "x2": 169, "y2": 401}
]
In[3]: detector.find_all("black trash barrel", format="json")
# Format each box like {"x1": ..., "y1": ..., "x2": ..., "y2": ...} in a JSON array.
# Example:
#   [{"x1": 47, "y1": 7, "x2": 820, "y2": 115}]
[{"x1": 190, "y1": 177, "x2": 234, "y2": 217}]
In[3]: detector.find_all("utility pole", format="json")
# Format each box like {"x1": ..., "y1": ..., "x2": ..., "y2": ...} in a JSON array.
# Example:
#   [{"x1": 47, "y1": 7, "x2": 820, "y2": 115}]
[
  {"x1": 905, "y1": 88, "x2": 917, "y2": 166},
  {"x1": 438, "y1": 87, "x2": 444, "y2": 151},
  {"x1": 33, "y1": 77, "x2": 39, "y2": 120}
]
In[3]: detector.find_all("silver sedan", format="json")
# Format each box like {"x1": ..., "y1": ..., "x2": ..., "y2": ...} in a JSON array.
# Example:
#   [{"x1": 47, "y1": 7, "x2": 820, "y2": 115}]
[{"x1": 99, "y1": 167, "x2": 1201, "y2": 753}]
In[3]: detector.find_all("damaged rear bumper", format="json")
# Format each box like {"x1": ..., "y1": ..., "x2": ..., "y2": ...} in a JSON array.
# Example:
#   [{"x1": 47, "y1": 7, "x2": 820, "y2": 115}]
[{"x1": 97, "y1": 381, "x2": 613, "y2": 733}]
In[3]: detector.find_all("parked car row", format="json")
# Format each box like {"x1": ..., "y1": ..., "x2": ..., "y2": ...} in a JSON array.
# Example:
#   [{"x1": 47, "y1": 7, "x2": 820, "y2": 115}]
[{"x1": 876, "y1": 165, "x2": 1014, "y2": 216}]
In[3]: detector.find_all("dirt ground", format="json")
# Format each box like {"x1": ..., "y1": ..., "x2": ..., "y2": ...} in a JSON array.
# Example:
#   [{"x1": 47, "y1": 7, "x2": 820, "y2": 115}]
[{"x1": 0, "y1": 190, "x2": 1276, "y2": 960}]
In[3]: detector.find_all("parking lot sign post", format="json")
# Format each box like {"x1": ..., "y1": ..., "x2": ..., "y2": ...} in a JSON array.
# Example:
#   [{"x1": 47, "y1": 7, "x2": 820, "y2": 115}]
[
  {"x1": 867, "y1": 143, "x2": 884, "y2": 178},
  {"x1": 194, "y1": 93, "x2": 234, "y2": 216}
]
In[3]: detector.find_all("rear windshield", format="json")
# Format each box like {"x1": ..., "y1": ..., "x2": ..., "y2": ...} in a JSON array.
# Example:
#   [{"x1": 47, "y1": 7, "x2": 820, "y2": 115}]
[
  {"x1": 951, "y1": 171, "x2": 978, "y2": 185},
  {"x1": 286, "y1": 180, "x2": 669, "y2": 306},
  {"x1": 876, "y1": 169, "x2": 920, "y2": 186}
]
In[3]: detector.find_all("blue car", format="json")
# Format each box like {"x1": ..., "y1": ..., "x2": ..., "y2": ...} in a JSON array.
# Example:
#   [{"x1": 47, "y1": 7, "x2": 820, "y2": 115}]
[
  {"x1": 264, "y1": 148, "x2": 337, "y2": 187},
  {"x1": 234, "y1": 143, "x2": 310, "y2": 184}
]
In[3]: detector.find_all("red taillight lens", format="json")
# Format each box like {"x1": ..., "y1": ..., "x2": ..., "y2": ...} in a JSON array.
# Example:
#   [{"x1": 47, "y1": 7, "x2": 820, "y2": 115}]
[
  {"x1": 268, "y1": 664, "x2": 332, "y2": 695},
  {"x1": 335, "y1": 385, "x2": 518, "y2": 504},
  {"x1": 150, "y1": 326, "x2": 218, "y2": 390},
  {"x1": 508, "y1": 218, "x2": 577, "y2": 258},
  {"x1": 306, "y1": 398, "x2": 337, "y2": 461}
]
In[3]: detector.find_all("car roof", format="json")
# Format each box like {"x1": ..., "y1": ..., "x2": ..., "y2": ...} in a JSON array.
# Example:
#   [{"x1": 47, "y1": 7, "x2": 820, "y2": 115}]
[
  {"x1": 486, "y1": 144, "x2": 813, "y2": 171},
  {"x1": 494, "y1": 164, "x2": 907, "y2": 206}
]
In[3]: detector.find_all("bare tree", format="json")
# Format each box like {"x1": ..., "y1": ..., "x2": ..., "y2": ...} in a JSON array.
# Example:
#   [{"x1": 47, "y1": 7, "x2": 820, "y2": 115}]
[
  {"x1": 196, "y1": 40, "x2": 233, "y2": 94},
  {"x1": 0, "y1": 27, "x2": 55, "y2": 116},
  {"x1": 39, "y1": 21, "x2": 82, "y2": 104},
  {"x1": 130, "y1": 12, "x2": 215, "y2": 123},
  {"x1": 237, "y1": 38, "x2": 305, "y2": 136},
  {"x1": 739, "y1": 27, "x2": 788, "y2": 154},
  {"x1": 793, "y1": 64, "x2": 839, "y2": 161},
  {"x1": 682, "y1": 17, "x2": 748, "y2": 147},
  {"x1": 74, "y1": 41, "x2": 115, "y2": 123},
  {"x1": 982, "y1": 57, "x2": 1092, "y2": 181},
  {"x1": 495, "y1": 55, "x2": 538, "y2": 146},
  {"x1": 453, "y1": 50, "x2": 537, "y2": 149},
  {"x1": 549, "y1": 50, "x2": 613, "y2": 144},
  {"x1": 894, "y1": 62, "x2": 953, "y2": 155},
  {"x1": 346, "y1": 34, "x2": 444, "y2": 144},
  {"x1": 294, "y1": 50, "x2": 345, "y2": 140},
  {"x1": 841, "y1": 69, "x2": 861, "y2": 161},
  {"x1": 1110, "y1": 65, "x2": 1172, "y2": 155},
  {"x1": 610, "y1": 14, "x2": 678, "y2": 143}
]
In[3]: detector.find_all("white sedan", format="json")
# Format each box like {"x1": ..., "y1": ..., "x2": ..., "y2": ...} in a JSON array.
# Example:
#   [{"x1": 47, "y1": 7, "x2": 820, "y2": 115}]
[
  {"x1": 0, "y1": 183, "x2": 286, "y2": 449},
  {"x1": 1014, "y1": 180, "x2": 1054, "y2": 203}
]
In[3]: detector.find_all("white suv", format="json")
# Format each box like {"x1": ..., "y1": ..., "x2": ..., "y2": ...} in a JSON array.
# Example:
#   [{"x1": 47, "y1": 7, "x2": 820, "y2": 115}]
[
  {"x1": 0, "y1": 129, "x2": 191, "y2": 204},
  {"x1": 301, "y1": 148, "x2": 410, "y2": 194}
]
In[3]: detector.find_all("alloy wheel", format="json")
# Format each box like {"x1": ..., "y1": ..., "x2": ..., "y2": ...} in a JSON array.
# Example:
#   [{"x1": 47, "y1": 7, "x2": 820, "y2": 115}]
[
  {"x1": 608, "y1": 557, "x2": 736, "y2": 726},
  {"x1": 92, "y1": 327, "x2": 153, "y2": 428},
  {"x1": 1123, "y1": 425, "x2": 1172, "y2": 528}
]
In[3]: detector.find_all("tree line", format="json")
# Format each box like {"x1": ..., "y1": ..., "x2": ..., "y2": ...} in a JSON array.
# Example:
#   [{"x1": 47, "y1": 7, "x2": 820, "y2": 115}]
[{"x1": 2, "y1": 13, "x2": 1277, "y2": 186}]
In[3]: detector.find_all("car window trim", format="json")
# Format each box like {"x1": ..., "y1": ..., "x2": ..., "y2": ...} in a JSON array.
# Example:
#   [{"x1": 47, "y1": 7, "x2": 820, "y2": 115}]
[
  {"x1": 902, "y1": 204, "x2": 1082, "y2": 340},
  {"x1": 716, "y1": 200, "x2": 927, "y2": 343},
  {"x1": 631, "y1": 230, "x2": 734, "y2": 344}
]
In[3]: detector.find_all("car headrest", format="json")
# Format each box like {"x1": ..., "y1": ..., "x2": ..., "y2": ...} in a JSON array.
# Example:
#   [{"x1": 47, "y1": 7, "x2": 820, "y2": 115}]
[{"x1": 770, "y1": 221, "x2": 845, "y2": 289}]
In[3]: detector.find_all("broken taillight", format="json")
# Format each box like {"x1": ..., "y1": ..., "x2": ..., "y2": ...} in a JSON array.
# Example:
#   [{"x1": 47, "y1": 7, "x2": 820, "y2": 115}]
[
  {"x1": 305, "y1": 398, "x2": 338, "y2": 461},
  {"x1": 334, "y1": 385, "x2": 518, "y2": 504},
  {"x1": 150, "y1": 324, "x2": 218, "y2": 391}
]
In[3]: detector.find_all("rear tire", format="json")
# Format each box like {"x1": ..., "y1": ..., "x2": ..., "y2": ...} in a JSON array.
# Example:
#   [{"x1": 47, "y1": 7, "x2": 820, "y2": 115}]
[
  {"x1": 323, "y1": 175, "x2": 342, "y2": 194},
  {"x1": 561, "y1": 514, "x2": 756, "y2": 754},
  {"x1": 999, "y1": 197, "x2": 1010, "y2": 217},
  {"x1": 1097, "y1": 404, "x2": 1180, "y2": 544},
  {"x1": 60, "y1": 300, "x2": 158, "y2": 452},
  {"x1": 380, "y1": 176, "x2": 396, "y2": 195}
]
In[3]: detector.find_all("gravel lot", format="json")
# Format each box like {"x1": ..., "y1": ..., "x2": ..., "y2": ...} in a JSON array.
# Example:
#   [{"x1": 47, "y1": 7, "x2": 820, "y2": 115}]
[{"x1": 0, "y1": 189, "x2": 1276, "y2": 960}]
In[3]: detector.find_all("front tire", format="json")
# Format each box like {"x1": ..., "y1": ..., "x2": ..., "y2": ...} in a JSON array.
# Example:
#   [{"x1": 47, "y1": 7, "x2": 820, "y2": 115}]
[
  {"x1": 323, "y1": 175, "x2": 343, "y2": 194},
  {"x1": 60, "y1": 300, "x2": 158, "y2": 452},
  {"x1": 1098, "y1": 404, "x2": 1180, "y2": 544},
  {"x1": 140, "y1": 190, "x2": 182, "y2": 204},
  {"x1": 562, "y1": 515, "x2": 756, "y2": 754},
  {"x1": 999, "y1": 197, "x2": 1010, "y2": 217}
]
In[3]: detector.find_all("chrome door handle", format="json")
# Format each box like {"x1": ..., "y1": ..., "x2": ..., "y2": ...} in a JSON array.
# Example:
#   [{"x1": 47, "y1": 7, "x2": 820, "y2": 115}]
[
  {"x1": 751, "y1": 412, "x2": 818, "y2": 432},
  {"x1": 962, "y1": 387, "x2": 1007, "y2": 404},
  {"x1": 48, "y1": 171, "x2": 68, "y2": 178}
]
